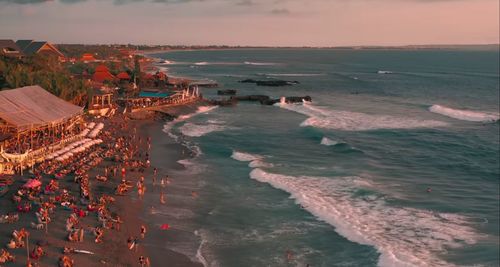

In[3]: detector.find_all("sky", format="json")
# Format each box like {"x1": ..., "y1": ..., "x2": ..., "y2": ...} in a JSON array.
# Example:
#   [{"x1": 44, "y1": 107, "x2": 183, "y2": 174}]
[{"x1": 0, "y1": 0, "x2": 498, "y2": 46}]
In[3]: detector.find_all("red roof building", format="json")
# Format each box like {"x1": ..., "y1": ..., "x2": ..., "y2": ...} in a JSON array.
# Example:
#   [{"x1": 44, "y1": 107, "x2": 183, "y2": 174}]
[
  {"x1": 92, "y1": 71, "x2": 115, "y2": 83},
  {"x1": 95, "y1": 64, "x2": 110, "y2": 73},
  {"x1": 116, "y1": 72, "x2": 131, "y2": 80},
  {"x1": 81, "y1": 53, "x2": 96, "y2": 62}
]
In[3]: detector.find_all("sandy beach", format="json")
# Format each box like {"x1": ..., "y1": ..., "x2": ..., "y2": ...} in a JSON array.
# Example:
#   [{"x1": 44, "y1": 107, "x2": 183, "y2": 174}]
[{"x1": 0, "y1": 110, "x2": 205, "y2": 267}]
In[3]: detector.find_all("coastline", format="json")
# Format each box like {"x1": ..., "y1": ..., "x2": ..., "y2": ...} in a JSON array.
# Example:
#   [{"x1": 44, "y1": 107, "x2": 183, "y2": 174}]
[{"x1": 137, "y1": 121, "x2": 204, "y2": 267}]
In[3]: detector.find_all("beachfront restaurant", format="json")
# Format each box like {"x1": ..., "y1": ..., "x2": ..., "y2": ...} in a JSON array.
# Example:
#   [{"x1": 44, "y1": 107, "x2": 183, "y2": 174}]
[{"x1": 0, "y1": 85, "x2": 85, "y2": 174}]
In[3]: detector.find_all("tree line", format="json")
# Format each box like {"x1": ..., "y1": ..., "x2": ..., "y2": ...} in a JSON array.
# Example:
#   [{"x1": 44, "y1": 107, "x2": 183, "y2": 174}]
[{"x1": 0, "y1": 54, "x2": 90, "y2": 107}]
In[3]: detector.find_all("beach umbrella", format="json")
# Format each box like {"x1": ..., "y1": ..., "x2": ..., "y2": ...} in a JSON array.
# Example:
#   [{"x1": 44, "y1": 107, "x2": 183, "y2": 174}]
[{"x1": 23, "y1": 179, "x2": 42, "y2": 189}]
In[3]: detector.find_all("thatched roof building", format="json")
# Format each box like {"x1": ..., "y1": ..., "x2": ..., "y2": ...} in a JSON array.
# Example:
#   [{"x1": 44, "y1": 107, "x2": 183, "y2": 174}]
[{"x1": 0, "y1": 85, "x2": 83, "y2": 133}]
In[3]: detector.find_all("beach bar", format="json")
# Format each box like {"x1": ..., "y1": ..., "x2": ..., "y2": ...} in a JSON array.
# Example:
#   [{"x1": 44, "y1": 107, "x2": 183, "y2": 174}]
[{"x1": 0, "y1": 85, "x2": 85, "y2": 174}]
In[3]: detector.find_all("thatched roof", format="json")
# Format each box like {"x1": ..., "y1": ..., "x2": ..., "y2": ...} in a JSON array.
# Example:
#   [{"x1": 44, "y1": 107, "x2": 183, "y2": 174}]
[{"x1": 0, "y1": 85, "x2": 83, "y2": 131}]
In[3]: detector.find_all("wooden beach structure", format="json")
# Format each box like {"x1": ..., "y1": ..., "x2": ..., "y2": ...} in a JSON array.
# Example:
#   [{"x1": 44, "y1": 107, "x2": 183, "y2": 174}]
[
  {"x1": 0, "y1": 85, "x2": 85, "y2": 174},
  {"x1": 88, "y1": 89, "x2": 115, "y2": 117},
  {"x1": 125, "y1": 85, "x2": 201, "y2": 113}
]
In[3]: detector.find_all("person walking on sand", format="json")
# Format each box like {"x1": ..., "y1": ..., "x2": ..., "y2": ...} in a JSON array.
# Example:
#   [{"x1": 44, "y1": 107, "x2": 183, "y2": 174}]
[
  {"x1": 160, "y1": 190, "x2": 166, "y2": 204},
  {"x1": 140, "y1": 225, "x2": 147, "y2": 239}
]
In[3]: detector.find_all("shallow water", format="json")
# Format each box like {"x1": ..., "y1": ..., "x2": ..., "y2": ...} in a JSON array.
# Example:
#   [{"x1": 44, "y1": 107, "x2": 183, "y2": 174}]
[{"x1": 151, "y1": 49, "x2": 499, "y2": 267}]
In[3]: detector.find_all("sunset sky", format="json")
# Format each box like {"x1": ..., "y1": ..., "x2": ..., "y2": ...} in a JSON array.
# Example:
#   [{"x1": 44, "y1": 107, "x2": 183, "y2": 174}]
[{"x1": 0, "y1": 0, "x2": 498, "y2": 46}]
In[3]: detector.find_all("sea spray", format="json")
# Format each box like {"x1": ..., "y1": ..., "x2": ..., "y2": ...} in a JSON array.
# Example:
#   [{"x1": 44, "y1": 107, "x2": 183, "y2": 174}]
[
  {"x1": 429, "y1": 104, "x2": 499, "y2": 122},
  {"x1": 179, "y1": 122, "x2": 230, "y2": 137},
  {"x1": 231, "y1": 151, "x2": 273, "y2": 168},
  {"x1": 320, "y1": 137, "x2": 340, "y2": 146},
  {"x1": 248, "y1": 168, "x2": 481, "y2": 267},
  {"x1": 276, "y1": 102, "x2": 448, "y2": 131}
]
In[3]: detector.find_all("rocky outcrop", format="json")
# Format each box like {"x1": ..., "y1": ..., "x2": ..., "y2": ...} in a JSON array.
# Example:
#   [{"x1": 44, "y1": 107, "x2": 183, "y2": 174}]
[
  {"x1": 260, "y1": 96, "x2": 312, "y2": 105},
  {"x1": 217, "y1": 89, "x2": 237, "y2": 95},
  {"x1": 231, "y1": 95, "x2": 270, "y2": 102},
  {"x1": 208, "y1": 98, "x2": 238, "y2": 107}
]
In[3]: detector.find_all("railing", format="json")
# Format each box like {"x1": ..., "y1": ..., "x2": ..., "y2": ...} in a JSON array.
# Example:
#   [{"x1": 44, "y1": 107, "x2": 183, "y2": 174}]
[{"x1": 129, "y1": 95, "x2": 200, "y2": 112}]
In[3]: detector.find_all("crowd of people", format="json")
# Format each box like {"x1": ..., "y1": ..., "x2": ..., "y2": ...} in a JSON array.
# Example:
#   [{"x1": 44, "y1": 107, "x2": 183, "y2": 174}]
[{"x1": 0, "y1": 114, "x2": 155, "y2": 266}]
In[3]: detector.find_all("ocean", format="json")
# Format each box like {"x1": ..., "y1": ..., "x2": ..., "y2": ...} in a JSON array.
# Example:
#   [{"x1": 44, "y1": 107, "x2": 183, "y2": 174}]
[{"x1": 148, "y1": 49, "x2": 499, "y2": 267}]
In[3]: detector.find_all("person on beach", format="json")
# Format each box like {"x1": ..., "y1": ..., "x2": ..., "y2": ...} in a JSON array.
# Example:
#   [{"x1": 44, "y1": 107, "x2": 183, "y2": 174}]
[
  {"x1": 286, "y1": 250, "x2": 293, "y2": 262},
  {"x1": 161, "y1": 190, "x2": 167, "y2": 204},
  {"x1": 30, "y1": 245, "x2": 45, "y2": 260},
  {"x1": 140, "y1": 225, "x2": 147, "y2": 239},
  {"x1": 94, "y1": 227, "x2": 104, "y2": 243},
  {"x1": 59, "y1": 255, "x2": 74, "y2": 267},
  {"x1": 139, "y1": 256, "x2": 150, "y2": 267},
  {"x1": 0, "y1": 249, "x2": 15, "y2": 264}
]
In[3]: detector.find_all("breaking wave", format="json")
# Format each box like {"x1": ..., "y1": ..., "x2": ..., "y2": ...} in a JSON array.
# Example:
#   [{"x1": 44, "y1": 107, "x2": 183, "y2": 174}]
[
  {"x1": 231, "y1": 151, "x2": 273, "y2": 168},
  {"x1": 162, "y1": 106, "x2": 218, "y2": 134},
  {"x1": 249, "y1": 168, "x2": 482, "y2": 267},
  {"x1": 179, "y1": 122, "x2": 228, "y2": 137},
  {"x1": 276, "y1": 102, "x2": 448, "y2": 131},
  {"x1": 244, "y1": 61, "x2": 279, "y2": 66},
  {"x1": 320, "y1": 137, "x2": 341, "y2": 146},
  {"x1": 429, "y1": 104, "x2": 499, "y2": 122}
]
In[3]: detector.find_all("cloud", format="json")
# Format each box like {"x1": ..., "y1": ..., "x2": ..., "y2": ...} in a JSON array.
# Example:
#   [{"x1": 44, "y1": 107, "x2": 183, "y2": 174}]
[
  {"x1": 0, "y1": 0, "x2": 486, "y2": 5},
  {"x1": 0, "y1": 0, "x2": 46, "y2": 4},
  {"x1": 235, "y1": 0, "x2": 254, "y2": 6},
  {"x1": 270, "y1": 8, "x2": 290, "y2": 15},
  {"x1": 0, "y1": 0, "x2": 204, "y2": 4}
]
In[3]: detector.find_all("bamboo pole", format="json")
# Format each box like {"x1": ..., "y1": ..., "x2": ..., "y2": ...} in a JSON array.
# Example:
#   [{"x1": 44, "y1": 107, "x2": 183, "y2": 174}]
[{"x1": 26, "y1": 234, "x2": 29, "y2": 265}]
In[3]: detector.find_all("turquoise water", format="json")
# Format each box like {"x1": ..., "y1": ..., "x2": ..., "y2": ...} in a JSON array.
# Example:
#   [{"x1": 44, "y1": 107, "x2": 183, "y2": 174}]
[{"x1": 152, "y1": 49, "x2": 499, "y2": 267}]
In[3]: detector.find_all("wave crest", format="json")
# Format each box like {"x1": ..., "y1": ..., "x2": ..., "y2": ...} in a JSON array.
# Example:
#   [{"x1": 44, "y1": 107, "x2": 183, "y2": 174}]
[
  {"x1": 320, "y1": 137, "x2": 341, "y2": 146},
  {"x1": 429, "y1": 104, "x2": 499, "y2": 122},
  {"x1": 231, "y1": 151, "x2": 273, "y2": 168},
  {"x1": 179, "y1": 122, "x2": 228, "y2": 137},
  {"x1": 249, "y1": 168, "x2": 482, "y2": 267},
  {"x1": 277, "y1": 103, "x2": 448, "y2": 131}
]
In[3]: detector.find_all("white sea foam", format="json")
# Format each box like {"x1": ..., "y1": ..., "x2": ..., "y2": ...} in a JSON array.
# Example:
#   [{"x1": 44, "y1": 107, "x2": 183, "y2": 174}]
[
  {"x1": 249, "y1": 168, "x2": 482, "y2": 267},
  {"x1": 231, "y1": 151, "x2": 273, "y2": 168},
  {"x1": 276, "y1": 102, "x2": 448, "y2": 131},
  {"x1": 378, "y1": 70, "x2": 394, "y2": 74},
  {"x1": 231, "y1": 151, "x2": 263, "y2": 162},
  {"x1": 429, "y1": 104, "x2": 499, "y2": 122},
  {"x1": 195, "y1": 230, "x2": 209, "y2": 267},
  {"x1": 179, "y1": 123, "x2": 228, "y2": 137},
  {"x1": 163, "y1": 106, "x2": 218, "y2": 133},
  {"x1": 194, "y1": 61, "x2": 240, "y2": 66},
  {"x1": 177, "y1": 158, "x2": 204, "y2": 174},
  {"x1": 244, "y1": 61, "x2": 279, "y2": 66},
  {"x1": 320, "y1": 137, "x2": 341, "y2": 146}
]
